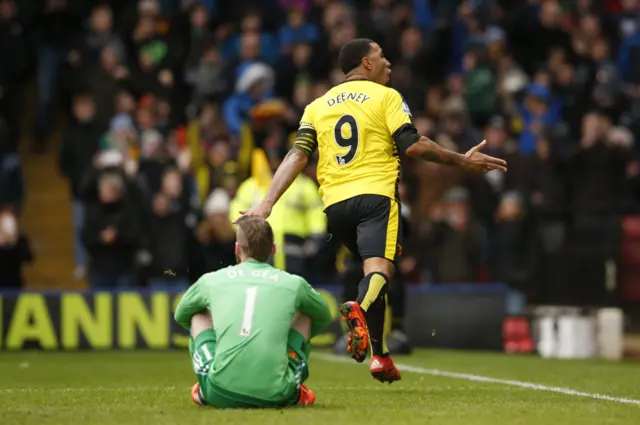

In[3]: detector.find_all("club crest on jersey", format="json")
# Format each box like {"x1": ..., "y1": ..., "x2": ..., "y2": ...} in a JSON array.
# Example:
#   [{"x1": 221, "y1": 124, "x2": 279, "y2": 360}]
[{"x1": 402, "y1": 102, "x2": 412, "y2": 117}]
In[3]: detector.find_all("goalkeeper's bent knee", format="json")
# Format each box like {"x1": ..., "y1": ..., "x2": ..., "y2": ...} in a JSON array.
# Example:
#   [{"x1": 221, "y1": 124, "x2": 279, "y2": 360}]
[{"x1": 356, "y1": 272, "x2": 389, "y2": 312}]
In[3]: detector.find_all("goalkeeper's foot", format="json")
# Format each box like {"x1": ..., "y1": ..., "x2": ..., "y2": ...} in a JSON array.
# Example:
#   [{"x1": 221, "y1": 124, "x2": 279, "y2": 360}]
[
  {"x1": 298, "y1": 384, "x2": 316, "y2": 406},
  {"x1": 370, "y1": 355, "x2": 402, "y2": 384},
  {"x1": 340, "y1": 301, "x2": 370, "y2": 363},
  {"x1": 191, "y1": 382, "x2": 205, "y2": 405}
]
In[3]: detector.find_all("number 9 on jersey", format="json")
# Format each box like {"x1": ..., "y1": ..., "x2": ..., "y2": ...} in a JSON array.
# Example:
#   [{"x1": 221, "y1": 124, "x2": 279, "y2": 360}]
[{"x1": 334, "y1": 115, "x2": 359, "y2": 166}]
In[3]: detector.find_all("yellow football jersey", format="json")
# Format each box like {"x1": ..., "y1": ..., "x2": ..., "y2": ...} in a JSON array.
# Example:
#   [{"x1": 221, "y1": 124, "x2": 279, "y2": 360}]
[{"x1": 293, "y1": 79, "x2": 413, "y2": 208}]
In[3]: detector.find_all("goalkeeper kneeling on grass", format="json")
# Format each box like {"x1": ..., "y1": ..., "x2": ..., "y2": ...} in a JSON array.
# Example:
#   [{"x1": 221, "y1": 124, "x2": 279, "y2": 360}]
[{"x1": 174, "y1": 216, "x2": 332, "y2": 408}]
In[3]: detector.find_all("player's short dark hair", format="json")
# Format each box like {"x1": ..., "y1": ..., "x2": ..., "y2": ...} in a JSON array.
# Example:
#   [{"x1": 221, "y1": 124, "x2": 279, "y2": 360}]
[
  {"x1": 338, "y1": 38, "x2": 375, "y2": 74},
  {"x1": 236, "y1": 216, "x2": 274, "y2": 261}
]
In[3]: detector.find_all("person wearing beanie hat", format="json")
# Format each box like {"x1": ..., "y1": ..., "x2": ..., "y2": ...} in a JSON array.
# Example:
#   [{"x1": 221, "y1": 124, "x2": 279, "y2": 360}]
[{"x1": 191, "y1": 188, "x2": 236, "y2": 276}]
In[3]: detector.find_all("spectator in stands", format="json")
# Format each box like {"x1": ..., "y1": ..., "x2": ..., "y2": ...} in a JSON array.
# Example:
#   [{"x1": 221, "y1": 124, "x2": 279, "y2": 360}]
[
  {"x1": 138, "y1": 128, "x2": 174, "y2": 194},
  {"x1": 526, "y1": 133, "x2": 567, "y2": 248},
  {"x1": 0, "y1": 116, "x2": 24, "y2": 212},
  {"x1": 59, "y1": 93, "x2": 104, "y2": 280},
  {"x1": 0, "y1": 0, "x2": 28, "y2": 153},
  {"x1": 223, "y1": 62, "x2": 275, "y2": 136},
  {"x1": 67, "y1": 4, "x2": 125, "y2": 72},
  {"x1": 437, "y1": 97, "x2": 483, "y2": 151},
  {"x1": 193, "y1": 188, "x2": 236, "y2": 274},
  {"x1": 79, "y1": 45, "x2": 131, "y2": 128},
  {"x1": 203, "y1": 138, "x2": 236, "y2": 193},
  {"x1": 396, "y1": 26, "x2": 429, "y2": 84},
  {"x1": 81, "y1": 169, "x2": 141, "y2": 288},
  {"x1": 221, "y1": 9, "x2": 279, "y2": 65},
  {"x1": 144, "y1": 167, "x2": 193, "y2": 288},
  {"x1": 492, "y1": 191, "x2": 532, "y2": 286},
  {"x1": 131, "y1": 40, "x2": 173, "y2": 99},
  {"x1": 35, "y1": 0, "x2": 81, "y2": 149},
  {"x1": 517, "y1": 84, "x2": 562, "y2": 155},
  {"x1": 510, "y1": 0, "x2": 571, "y2": 76},
  {"x1": 189, "y1": 44, "x2": 231, "y2": 108},
  {"x1": 278, "y1": 6, "x2": 319, "y2": 55},
  {"x1": 275, "y1": 42, "x2": 316, "y2": 101},
  {"x1": 0, "y1": 208, "x2": 32, "y2": 289},
  {"x1": 182, "y1": 2, "x2": 214, "y2": 88},
  {"x1": 463, "y1": 47, "x2": 498, "y2": 128},
  {"x1": 617, "y1": 5, "x2": 640, "y2": 89},
  {"x1": 423, "y1": 187, "x2": 485, "y2": 283},
  {"x1": 571, "y1": 112, "x2": 628, "y2": 216}
]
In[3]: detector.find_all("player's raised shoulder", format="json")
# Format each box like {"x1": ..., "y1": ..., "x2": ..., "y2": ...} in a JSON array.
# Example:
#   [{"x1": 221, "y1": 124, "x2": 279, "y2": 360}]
[
  {"x1": 382, "y1": 86, "x2": 402, "y2": 100},
  {"x1": 383, "y1": 87, "x2": 412, "y2": 117},
  {"x1": 383, "y1": 86, "x2": 408, "y2": 107}
]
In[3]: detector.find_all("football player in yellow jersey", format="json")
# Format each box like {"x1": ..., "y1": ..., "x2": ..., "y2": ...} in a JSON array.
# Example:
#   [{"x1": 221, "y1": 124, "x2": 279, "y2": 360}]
[{"x1": 235, "y1": 38, "x2": 507, "y2": 383}]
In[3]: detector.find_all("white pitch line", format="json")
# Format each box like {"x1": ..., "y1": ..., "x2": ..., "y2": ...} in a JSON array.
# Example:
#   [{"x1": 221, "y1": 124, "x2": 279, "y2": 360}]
[{"x1": 315, "y1": 353, "x2": 640, "y2": 406}]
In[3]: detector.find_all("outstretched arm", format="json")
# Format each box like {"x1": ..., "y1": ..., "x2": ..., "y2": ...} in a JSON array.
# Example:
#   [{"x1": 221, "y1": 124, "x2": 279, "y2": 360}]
[
  {"x1": 234, "y1": 105, "x2": 317, "y2": 223},
  {"x1": 405, "y1": 137, "x2": 507, "y2": 173},
  {"x1": 404, "y1": 135, "x2": 467, "y2": 166},
  {"x1": 385, "y1": 90, "x2": 507, "y2": 173},
  {"x1": 232, "y1": 148, "x2": 308, "y2": 223},
  {"x1": 264, "y1": 148, "x2": 309, "y2": 207}
]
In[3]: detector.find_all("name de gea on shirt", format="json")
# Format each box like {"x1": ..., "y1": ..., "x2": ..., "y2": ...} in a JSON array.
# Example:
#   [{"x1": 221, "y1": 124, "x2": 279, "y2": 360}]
[{"x1": 226, "y1": 267, "x2": 280, "y2": 281}]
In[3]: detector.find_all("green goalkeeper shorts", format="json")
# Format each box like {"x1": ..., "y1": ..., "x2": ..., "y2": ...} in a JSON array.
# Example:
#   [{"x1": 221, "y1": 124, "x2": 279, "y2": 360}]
[{"x1": 190, "y1": 329, "x2": 309, "y2": 408}]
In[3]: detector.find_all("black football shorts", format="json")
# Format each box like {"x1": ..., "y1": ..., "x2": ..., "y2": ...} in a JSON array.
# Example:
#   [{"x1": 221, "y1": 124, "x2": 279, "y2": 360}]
[{"x1": 324, "y1": 194, "x2": 403, "y2": 262}]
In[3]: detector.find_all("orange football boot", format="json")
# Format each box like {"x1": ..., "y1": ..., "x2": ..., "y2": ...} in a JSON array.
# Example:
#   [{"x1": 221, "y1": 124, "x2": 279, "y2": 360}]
[
  {"x1": 340, "y1": 301, "x2": 370, "y2": 363},
  {"x1": 370, "y1": 355, "x2": 402, "y2": 384},
  {"x1": 191, "y1": 382, "x2": 205, "y2": 405},
  {"x1": 298, "y1": 384, "x2": 316, "y2": 406}
]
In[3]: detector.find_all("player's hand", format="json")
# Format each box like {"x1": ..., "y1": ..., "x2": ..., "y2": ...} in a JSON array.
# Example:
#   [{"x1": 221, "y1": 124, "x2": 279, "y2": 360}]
[
  {"x1": 233, "y1": 202, "x2": 273, "y2": 224},
  {"x1": 463, "y1": 140, "x2": 508, "y2": 173}
]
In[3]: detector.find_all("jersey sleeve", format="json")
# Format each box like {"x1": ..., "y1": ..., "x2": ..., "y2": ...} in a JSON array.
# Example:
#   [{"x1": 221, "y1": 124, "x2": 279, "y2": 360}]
[
  {"x1": 292, "y1": 106, "x2": 318, "y2": 157},
  {"x1": 384, "y1": 89, "x2": 420, "y2": 151},
  {"x1": 174, "y1": 277, "x2": 208, "y2": 330},
  {"x1": 296, "y1": 278, "x2": 332, "y2": 338}
]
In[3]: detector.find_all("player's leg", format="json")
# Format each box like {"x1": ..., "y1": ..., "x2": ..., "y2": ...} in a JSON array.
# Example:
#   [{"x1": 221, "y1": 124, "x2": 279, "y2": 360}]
[
  {"x1": 360, "y1": 257, "x2": 394, "y2": 356},
  {"x1": 190, "y1": 311, "x2": 314, "y2": 409},
  {"x1": 352, "y1": 195, "x2": 402, "y2": 383},
  {"x1": 333, "y1": 250, "x2": 363, "y2": 355},
  {"x1": 189, "y1": 311, "x2": 216, "y2": 406},
  {"x1": 334, "y1": 261, "x2": 411, "y2": 356},
  {"x1": 288, "y1": 313, "x2": 315, "y2": 406},
  {"x1": 325, "y1": 201, "x2": 371, "y2": 363},
  {"x1": 387, "y1": 270, "x2": 412, "y2": 354}
]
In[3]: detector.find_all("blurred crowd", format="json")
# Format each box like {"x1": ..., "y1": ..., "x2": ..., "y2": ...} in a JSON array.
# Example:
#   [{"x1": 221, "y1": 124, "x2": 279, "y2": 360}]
[{"x1": 1, "y1": 0, "x2": 640, "y2": 303}]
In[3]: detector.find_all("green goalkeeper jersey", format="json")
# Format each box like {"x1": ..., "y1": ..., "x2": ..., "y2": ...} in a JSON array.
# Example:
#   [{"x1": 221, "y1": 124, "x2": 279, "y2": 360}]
[{"x1": 174, "y1": 260, "x2": 332, "y2": 401}]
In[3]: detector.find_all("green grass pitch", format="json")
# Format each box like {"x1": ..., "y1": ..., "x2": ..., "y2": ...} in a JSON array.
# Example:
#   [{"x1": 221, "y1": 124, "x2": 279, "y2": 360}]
[{"x1": 1, "y1": 349, "x2": 639, "y2": 425}]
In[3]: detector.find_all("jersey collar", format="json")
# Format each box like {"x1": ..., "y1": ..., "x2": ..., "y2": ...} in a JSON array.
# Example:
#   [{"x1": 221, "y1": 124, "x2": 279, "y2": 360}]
[{"x1": 338, "y1": 77, "x2": 370, "y2": 86}]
